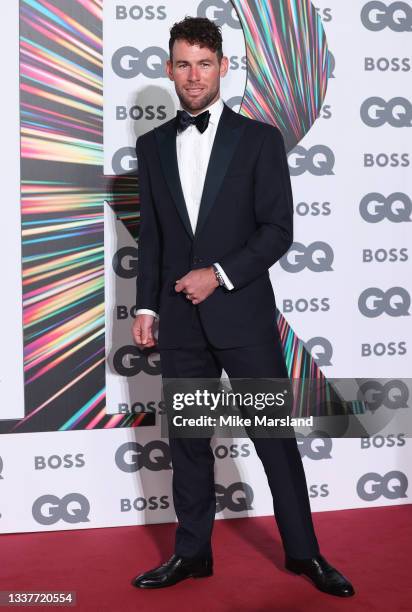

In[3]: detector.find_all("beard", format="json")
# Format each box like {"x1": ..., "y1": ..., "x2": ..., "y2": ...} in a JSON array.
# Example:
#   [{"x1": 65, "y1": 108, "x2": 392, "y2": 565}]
[{"x1": 176, "y1": 84, "x2": 219, "y2": 114}]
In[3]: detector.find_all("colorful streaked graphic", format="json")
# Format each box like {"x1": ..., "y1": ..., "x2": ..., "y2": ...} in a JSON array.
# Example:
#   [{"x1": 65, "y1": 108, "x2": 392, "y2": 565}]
[
  {"x1": 234, "y1": 0, "x2": 330, "y2": 149},
  {"x1": 0, "y1": 0, "x2": 353, "y2": 434}
]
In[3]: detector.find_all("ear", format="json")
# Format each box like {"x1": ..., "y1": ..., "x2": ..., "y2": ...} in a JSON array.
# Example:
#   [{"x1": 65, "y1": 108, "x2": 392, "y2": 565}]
[
  {"x1": 166, "y1": 59, "x2": 174, "y2": 81},
  {"x1": 219, "y1": 55, "x2": 229, "y2": 78}
]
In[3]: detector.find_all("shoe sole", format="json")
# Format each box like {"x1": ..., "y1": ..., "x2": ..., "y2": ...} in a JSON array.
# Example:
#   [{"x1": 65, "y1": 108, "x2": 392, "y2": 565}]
[
  {"x1": 132, "y1": 570, "x2": 213, "y2": 589},
  {"x1": 285, "y1": 564, "x2": 354, "y2": 597}
]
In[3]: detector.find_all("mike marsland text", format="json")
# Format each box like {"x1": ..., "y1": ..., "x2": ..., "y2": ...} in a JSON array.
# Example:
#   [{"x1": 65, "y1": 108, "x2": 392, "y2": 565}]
[{"x1": 171, "y1": 415, "x2": 314, "y2": 428}]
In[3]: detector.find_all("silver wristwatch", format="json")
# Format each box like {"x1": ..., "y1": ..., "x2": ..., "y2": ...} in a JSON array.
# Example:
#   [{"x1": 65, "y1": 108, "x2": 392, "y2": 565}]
[{"x1": 212, "y1": 264, "x2": 225, "y2": 287}]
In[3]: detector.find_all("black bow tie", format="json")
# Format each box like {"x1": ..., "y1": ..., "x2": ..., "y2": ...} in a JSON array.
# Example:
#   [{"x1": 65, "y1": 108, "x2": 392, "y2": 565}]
[{"x1": 176, "y1": 109, "x2": 211, "y2": 134}]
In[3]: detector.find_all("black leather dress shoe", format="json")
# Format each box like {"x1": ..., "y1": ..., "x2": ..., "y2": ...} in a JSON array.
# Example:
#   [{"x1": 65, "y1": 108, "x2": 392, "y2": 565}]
[
  {"x1": 285, "y1": 553, "x2": 355, "y2": 597},
  {"x1": 132, "y1": 554, "x2": 213, "y2": 589}
]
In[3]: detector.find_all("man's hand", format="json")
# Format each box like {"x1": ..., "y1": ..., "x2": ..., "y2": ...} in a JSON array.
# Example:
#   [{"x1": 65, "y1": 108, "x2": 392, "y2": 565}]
[
  {"x1": 132, "y1": 313, "x2": 157, "y2": 348},
  {"x1": 175, "y1": 267, "x2": 219, "y2": 305}
]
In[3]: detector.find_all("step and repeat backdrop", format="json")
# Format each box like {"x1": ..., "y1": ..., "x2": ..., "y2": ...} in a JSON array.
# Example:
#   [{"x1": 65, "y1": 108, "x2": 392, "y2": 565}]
[{"x1": 0, "y1": 0, "x2": 411, "y2": 533}]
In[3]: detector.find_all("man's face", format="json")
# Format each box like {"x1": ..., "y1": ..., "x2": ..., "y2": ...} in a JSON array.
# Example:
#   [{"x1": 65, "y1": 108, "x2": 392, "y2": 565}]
[{"x1": 166, "y1": 39, "x2": 228, "y2": 114}]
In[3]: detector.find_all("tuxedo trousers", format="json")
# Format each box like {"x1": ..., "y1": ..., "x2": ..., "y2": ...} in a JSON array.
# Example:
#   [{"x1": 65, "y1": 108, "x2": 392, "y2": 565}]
[{"x1": 159, "y1": 306, "x2": 320, "y2": 560}]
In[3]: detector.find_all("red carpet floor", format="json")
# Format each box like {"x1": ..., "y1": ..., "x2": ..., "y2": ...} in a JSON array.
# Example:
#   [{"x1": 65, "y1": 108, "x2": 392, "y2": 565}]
[{"x1": 1, "y1": 505, "x2": 411, "y2": 612}]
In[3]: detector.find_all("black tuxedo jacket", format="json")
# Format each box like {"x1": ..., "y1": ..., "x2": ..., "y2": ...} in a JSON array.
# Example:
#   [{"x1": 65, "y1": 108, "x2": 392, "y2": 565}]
[{"x1": 135, "y1": 103, "x2": 293, "y2": 349}]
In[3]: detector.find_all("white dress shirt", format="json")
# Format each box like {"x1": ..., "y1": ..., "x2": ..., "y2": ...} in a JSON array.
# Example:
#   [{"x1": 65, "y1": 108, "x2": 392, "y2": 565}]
[{"x1": 137, "y1": 97, "x2": 234, "y2": 319}]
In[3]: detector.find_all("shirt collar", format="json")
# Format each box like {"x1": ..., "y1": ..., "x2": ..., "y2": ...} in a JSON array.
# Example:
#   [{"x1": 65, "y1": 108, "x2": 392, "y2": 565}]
[{"x1": 179, "y1": 97, "x2": 224, "y2": 127}]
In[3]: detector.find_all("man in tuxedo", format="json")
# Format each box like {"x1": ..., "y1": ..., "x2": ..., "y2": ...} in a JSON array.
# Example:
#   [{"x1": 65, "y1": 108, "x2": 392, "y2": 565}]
[{"x1": 131, "y1": 16, "x2": 354, "y2": 597}]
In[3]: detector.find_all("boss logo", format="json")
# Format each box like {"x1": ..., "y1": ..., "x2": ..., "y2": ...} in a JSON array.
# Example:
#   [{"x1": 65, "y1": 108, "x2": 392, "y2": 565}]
[
  {"x1": 357, "y1": 471, "x2": 408, "y2": 501},
  {"x1": 280, "y1": 242, "x2": 334, "y2": 273},
  {"x1": 361, "y1": 342, "x2": 407, "y2": 357},
  {"x1": 116, "y1": 105, "x2": 167, "y2": 121},
  {"x1": 361, "y1": 434, "x2": 406, "y2": 448},
  {"x1": 215, "y1": 482, "x2": 254, "y2": 512},
  {"x1": 295, "y1": 201, "x2": 331, "y2": 216},
  {"x1": 115, "y1": 5, "x2": 167, "y2": 20},
  {"x1": 34, "y1": 454, "x2": 85, "y2": 470},
  {"x1": 113, "y1": 345, "x2": 160, "y2": 376},
  {"x1": 118, "y1": 400, "x2": 164, "y2": 414},
  {"x1": 115, "y1": 441, "x2": 171, "y2": 472},
  {"x1": 228, "y1": 55, "x2": 246, "y2": 70},
  {"x1": 309, "y1": 484, "x2": 329, "y2": 498},
  {"x1": 111, "y1": 46, "x2": 168, "y2": 78},
  {"x1": 364, "y1": 57, "x2": 411, "y2": 72},
  {"x1": 361, "y1": 1, "x2": 412, "y2": 32},
  {"x1": 120, "y1": 496, "x2": 170, "y2": 511},
  {"x1": 304, "y1": 337, "x2": 333, "y2": 367},
  {"x1": 358, "y1": 287, "x2": 410, "y2": 317},
  {"x1": 363, "y1": 248, "x2": 408, "y2": 263},
  {"x1": 213, "y1": 443, "x2": 251, "y2": 459},
  {"x1": 315, "y1": 7, "x2": 333, "y2": 22},
  {"x1": 360, "y1": 97, "x2": 412, "y2": 127},
  {"x1": 282, "y1": 298, "x2": 330, "y2": 313},
  {"x1": 197, "y1": 0, "x2": 241, "y2": 29},
  {"x1": 364, "y1": 153, "x2": 409, "y2": 167},
  {"x1": 288, "y1": 145, "x2": 335, "y2": 176},
  {"x1": 358, "y1": 379, "x2": 409, "y2": 411},
  {"x1": 32, "y1": 493, "x2": 90, "y2": 525},
  {"x1": 117, "y1": 305, "x2": 141, "y2": 320},
  {"x1": 320, "y1": 105, "x2": 332, "y2": 119},
  {"x1": 297, "y1": 432, "x2": 333, "y2": 460},
  {"x1": 359, "y1": 192, "x2": 411, "y2": 223}
]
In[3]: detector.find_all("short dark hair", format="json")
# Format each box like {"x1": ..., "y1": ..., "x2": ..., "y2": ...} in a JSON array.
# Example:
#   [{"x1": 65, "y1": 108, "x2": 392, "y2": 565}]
[{"x1": 169, "y1": 16, "x2": 223, "y2": 62}]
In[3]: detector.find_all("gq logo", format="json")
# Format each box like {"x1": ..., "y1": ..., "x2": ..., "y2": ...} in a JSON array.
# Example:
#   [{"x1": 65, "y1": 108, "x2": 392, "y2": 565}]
[
  {"x1": 112, "y1": 247, "x2": 138, "y2": 278},
  {"x1": 296, "y1": 432, "x2": 333, "y2": 460},
  {"x1": 112, "y1": 147, "x2": 137, "y2": 175},
  {"x1": 305, "y1": 337, "x2": 333, "y2": 366},
  {"x1": 359, "y1": 379, "x2": 409, "y2": 411},
  {"x1": 32, "y1": 493, "x2": 90, "y2": 525},
  {"x1": 357, "y1": 471, "x2": 408, "y2": 501},
  {"x1": 113, "y1": 345, "x2": 160, "y2": 376},
  {"x1": 359, "y1": 193, "x2": 412, "y2": 223},
  {"x1": 361, "y1": 1, "x2": 412, "y2": 32},
  {"x1": 360, "y1": 97, "x2": 412, "y2": 127},
  {"x1": 215, "y1": 482, "x2": 254, "y2": 512},
  {"x1": 358, "y1": 287, "x2": 410, "y2": 318},
  {"x1": 288, "y1": 145, "x2": 335, "y2": 176},
  {"x1": 197, "y1": 0, "x2": 241, "y2": 29},
  {"x1": 111, "y1": 46, "x2": 168, "y2": 78},
  {"x1": 226, "y1": 95, "x2": 243, "y2": 111},
  {"x1": 115, "y1": 441, "x2": 171, "y2": 472},
  {"x1": 0, "y1": 456, "x2": 3, "y2": 479},
  {"x1": 280, "y1": 242, "x2": 334, "y2": 272},
  {"x1": 327, "y1": 50, "x2": 336, "y2": 79}
]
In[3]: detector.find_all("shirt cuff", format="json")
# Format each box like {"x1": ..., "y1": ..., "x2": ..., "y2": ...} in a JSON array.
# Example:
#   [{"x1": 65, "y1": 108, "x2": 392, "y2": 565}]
[
  {"x1": 213, "y1": 262, "x2": 234, "y2": 291},
  {"x1": 136, "y1": 308, "x2": 159, "y2": 319}
]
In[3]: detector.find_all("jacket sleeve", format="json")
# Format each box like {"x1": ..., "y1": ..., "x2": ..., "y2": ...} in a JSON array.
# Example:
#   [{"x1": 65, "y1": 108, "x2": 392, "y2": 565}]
[
  {"x1": 218, "y1": 126, "x2": 293, "y2": 290},
  {"x1": 135, "y1": 135, "x2": 161, "y2": 312}
]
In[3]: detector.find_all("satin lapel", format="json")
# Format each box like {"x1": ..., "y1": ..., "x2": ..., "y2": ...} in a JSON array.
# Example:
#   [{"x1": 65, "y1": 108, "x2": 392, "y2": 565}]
[
  {"x1": 194, "y1": 104, "x2": 245, "y2": 239},
  {"x1": 154, "y1": 120, "x2": 194, "y2": 240}
]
